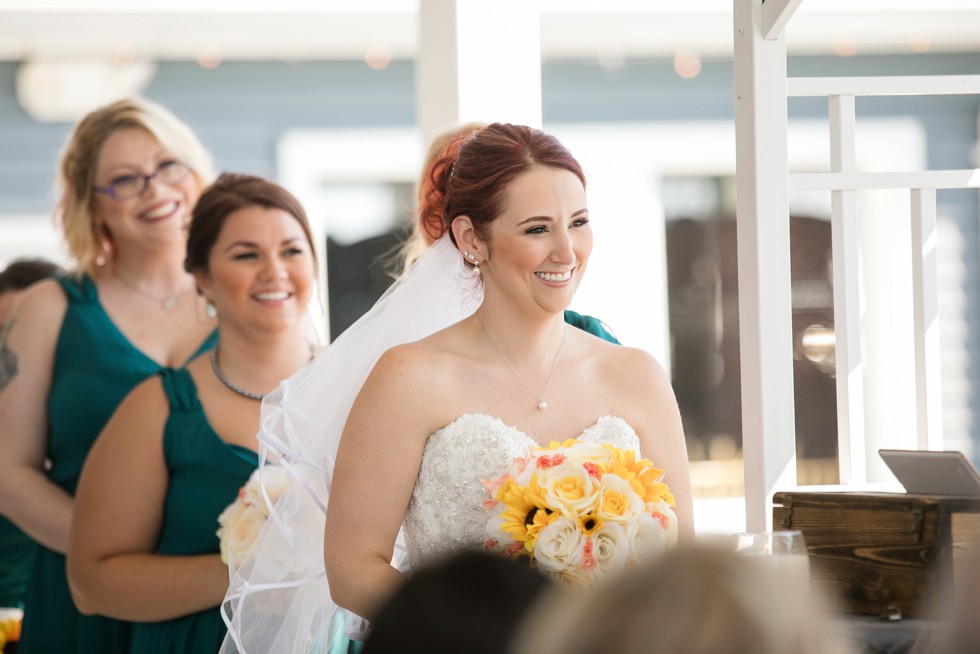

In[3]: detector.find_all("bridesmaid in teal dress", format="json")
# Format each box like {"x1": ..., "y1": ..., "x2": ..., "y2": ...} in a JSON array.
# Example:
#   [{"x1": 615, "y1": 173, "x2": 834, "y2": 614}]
[
  {"x1": 0, "y1": 97, "x2": 217, "y2": 653},
  {"x1": 68, "y1": 173, "x2": 319, "y2": 653}
]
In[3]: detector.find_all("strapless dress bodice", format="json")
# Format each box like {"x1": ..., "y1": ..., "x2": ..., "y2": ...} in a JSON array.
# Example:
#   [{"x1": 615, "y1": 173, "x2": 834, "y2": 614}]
[{"x1": 402, "y1": 413, "x2": 640, "y2": 568}]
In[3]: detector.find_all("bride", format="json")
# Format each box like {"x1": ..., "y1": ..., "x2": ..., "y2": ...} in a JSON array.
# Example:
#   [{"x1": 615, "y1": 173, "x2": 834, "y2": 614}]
[{"x1": 220, "y1": 123, "x2": 694, "y2": 653}]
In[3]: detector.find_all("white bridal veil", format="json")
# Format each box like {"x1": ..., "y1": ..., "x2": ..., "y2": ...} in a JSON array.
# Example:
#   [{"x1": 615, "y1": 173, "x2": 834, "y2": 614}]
[{"x1": 220, "y1": 235, "x2": 482, "y2": 653}]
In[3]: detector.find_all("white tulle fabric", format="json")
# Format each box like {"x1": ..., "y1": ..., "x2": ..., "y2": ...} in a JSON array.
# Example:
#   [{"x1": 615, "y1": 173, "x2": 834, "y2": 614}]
[
  {"x1": 219, "y1": 235, "x2": 482, "y2": 653},
  {"x1": 403, "y1": 414, "x2": 641, "y2": 568}
]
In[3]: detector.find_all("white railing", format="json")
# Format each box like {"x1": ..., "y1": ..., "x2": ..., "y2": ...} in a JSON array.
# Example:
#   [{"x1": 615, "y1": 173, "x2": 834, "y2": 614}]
[
  {"x1": 733, "y1": 0, "x2": 980, "y2": 529},
  {"x1": 787, "y1": 75, "x2": 980, "y2": 482}
]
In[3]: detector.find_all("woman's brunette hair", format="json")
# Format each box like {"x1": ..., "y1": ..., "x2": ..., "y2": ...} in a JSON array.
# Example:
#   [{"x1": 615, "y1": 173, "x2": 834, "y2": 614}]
[{"x1": 184, "y1": 172, "x2": 317, "y2": 275}]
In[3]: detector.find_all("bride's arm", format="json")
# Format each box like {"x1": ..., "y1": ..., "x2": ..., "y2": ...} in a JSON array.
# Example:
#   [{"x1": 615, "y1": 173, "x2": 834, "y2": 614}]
[
  {"x1": 324, "y1": 344, "x2": 437, "y2": 621},
  {"x1": 615, "y1": 347, "x2": 696, "y2": 544}
]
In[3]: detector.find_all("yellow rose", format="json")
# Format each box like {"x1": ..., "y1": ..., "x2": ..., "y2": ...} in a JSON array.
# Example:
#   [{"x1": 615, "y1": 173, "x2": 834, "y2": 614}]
[
  {"x1": 537, "y1": 466, "x2": 601, "y2": 519},
  {"x1": 597, "y1": 473, "x2": 646, "y2": 524}
]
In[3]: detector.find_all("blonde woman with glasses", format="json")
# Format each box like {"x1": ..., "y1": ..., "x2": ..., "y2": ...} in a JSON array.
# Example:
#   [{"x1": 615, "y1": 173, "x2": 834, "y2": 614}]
[{"x1": 0, "y1": 97, "x2": 217, "y2": 653}]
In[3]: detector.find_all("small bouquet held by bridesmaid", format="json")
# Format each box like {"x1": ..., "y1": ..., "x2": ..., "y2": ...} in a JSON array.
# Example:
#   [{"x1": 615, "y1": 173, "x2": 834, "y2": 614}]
[
  {"x1": 216, "y1": 466, "x2": 289, "y2": 567},
  {"x1": 483, "y1": 439, "x2": 678, "y2": 588}
]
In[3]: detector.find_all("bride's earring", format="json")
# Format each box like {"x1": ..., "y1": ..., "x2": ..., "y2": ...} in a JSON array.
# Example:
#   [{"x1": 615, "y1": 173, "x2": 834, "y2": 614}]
[{"x1": 464, "y1": 251, "x2": 481, "y2": 276}]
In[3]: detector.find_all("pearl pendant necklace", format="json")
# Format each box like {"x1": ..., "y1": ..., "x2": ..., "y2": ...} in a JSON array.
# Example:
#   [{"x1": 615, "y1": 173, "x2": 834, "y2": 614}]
[{"x1": 476, "y1": 311, "x2": 566, "y2": 412}]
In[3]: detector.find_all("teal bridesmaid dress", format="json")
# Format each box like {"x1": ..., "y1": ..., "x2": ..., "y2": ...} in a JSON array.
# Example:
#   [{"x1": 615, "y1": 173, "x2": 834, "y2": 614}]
[{"x1": 19, "y1": 274, "x2": 217, "y2": 654}]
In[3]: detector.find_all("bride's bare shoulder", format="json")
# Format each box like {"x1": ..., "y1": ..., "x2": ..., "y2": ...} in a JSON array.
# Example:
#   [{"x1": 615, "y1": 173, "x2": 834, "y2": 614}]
[{"x1": 371, "y1": 325, "x2": 470, "y2": 382}]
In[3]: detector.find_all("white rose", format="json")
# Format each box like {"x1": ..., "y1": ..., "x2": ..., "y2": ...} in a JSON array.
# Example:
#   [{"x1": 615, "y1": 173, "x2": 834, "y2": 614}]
[
  {"x1": 597, "y1": 474, "x2": 646, "y2": 524},
  {"x1": 648, "y1": 500, "x2": 679, "y2": 547},
  {"x1": 220, "y1": 504, "x2": 267, "y2": 567},
  {"x1": 592, "y1": 522, "x2": 629, "y2": 577},
  {"x1": 625, "y1": 513, "x2": 669, "y2": 565},
  {"x1": 561, "y1": 441, "x2": 607, "y2": 467},
  {"x1": 240, "y1": 466, "x2": 289, "y2": 516},
  {"x1": 553, "y1": 565, "x2": 597, "y2": 589},
  {"x1": 533, "y1": 516, "x2": 585, "y2": 573},
  {"x1": 216, "y1": 495, "x2": 249, "y2": 531}
]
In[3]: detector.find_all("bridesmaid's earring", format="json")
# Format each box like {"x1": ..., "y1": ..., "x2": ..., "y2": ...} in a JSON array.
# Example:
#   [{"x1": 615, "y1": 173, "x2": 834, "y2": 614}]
[{"x1": 205, "y1": 301, "x2": 217, "y2": 319}]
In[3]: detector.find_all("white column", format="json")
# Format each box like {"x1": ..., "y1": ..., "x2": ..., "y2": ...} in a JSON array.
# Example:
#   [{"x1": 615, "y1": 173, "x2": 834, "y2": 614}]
[
  {"x1": 733, "y1": 0, "x2": 798, "y2": 531},
  {"x1": 828, "y1": 94, "x2": 867, "y2": 484},
  {"x1": 910, "y1": 188, "x2": 944, "y2": 451},
  {"x1": 416, "y1": 0, "x2": 542, "y2": 147}
]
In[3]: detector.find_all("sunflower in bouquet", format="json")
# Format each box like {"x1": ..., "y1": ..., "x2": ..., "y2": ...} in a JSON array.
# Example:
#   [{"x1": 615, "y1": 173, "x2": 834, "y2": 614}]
[
  {"x1": 0, "y1": 608, "x2": 21, "y2": 654},
  {"x1": 483, "y1": 439, "x2": 677, "y2": 588}
]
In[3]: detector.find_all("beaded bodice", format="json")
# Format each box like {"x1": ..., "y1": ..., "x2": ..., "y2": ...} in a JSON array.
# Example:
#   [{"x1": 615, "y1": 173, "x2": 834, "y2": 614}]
[{"x1": 402, "y1": 413, "x2": 641, "y2": 568}]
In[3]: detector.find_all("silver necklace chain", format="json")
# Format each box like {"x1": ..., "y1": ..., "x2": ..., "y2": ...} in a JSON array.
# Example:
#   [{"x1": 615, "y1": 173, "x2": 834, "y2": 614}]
[
  {"x1": 211, "y1": 344, "x2": 264, "y2": 401},
  {"x1": 112, "y1": 269, "x2": 188, "y2": 311},
  {"x1": 476, "y1": 311, "x2": 566, "y2": 411}
]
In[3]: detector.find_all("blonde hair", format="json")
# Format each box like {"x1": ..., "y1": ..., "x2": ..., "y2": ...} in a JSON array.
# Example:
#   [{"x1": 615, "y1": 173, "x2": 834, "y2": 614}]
[
  {"x1": 55, "y1": 96, "x2": 215, "y2": 276},
  {"x1": 511, "y1": 545, "x2": 855, "y2": 654}
]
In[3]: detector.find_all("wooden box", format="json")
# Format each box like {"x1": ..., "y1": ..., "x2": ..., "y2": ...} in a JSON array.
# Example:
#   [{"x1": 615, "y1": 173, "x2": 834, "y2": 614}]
[{"x1": 772, "y1": 491, "x2": 980, "y2": 618}]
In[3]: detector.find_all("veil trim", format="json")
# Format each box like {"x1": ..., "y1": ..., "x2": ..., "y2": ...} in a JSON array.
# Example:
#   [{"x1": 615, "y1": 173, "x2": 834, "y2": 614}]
[{"x1": 220, "y1": 234, "x2": 482, "y2": 653}]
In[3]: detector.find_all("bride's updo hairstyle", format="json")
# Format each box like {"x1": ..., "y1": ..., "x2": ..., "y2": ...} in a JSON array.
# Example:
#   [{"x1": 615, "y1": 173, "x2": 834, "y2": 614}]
[{"x1": 417, "y1": 123, "x2": 586, "y2": 246}]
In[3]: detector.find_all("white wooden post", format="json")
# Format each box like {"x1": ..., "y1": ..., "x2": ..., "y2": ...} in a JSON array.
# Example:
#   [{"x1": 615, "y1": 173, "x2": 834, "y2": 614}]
[
  {"x1": 910, "y1": 188, "x2": 944, "y2": 450},
  {"x1": 733, "y1": 0, "x2": 798, "y2": 531},
  {"x1": 828, "y1": 94, "x2": 867, "y2": 484},
  {"x1": 415, "y1": 0, "x2": 542, "y2": 147}
]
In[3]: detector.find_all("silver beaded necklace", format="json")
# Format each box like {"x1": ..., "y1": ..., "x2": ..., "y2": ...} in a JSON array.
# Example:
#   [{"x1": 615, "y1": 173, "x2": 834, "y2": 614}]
[
  {"x1": 476, "y1": 311, "x2": 566, "y2": 411},
  {"x1": 210, "y1": 343, "x2": 264, "y2": 401}
]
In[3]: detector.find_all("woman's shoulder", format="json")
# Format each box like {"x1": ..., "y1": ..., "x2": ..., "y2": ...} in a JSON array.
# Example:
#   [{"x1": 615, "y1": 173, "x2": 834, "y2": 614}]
[
  {"x1": 584, "y1": 337, "x2": 670, "y2": 395},
  {"x1": 4, "y1": 279, "x2": 69, "y2": 352},
  {"x1": 377, "y1": 330, "x2": 466, "y2": 377},
  {"x1": 13, "y1": 277, "x2": 69, "y2": 320}
]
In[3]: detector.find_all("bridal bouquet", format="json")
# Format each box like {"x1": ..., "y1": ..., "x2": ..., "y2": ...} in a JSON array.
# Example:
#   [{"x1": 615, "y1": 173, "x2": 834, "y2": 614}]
[
  {"x1": 483, "y1": 439, "x2": 678, "y2": 588},
  {"x1": 216, "y1": 465, "x2": 289, "y2": 567},
  {"x1": 0, "y1": 608, "x2": 21, "y2": 653}
]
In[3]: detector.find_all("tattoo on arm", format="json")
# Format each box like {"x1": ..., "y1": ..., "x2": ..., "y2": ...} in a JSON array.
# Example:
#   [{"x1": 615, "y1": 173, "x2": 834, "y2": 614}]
[{"x1": 0, "y1": 318, "x2": 19, "y2": 392}]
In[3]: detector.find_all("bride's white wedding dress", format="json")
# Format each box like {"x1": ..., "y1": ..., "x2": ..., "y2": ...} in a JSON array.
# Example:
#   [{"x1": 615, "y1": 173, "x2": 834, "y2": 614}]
[
  {"x1": 218, "y1": 236, "x2": 656, "y2": 653},
  {"x1": 404, "y1": 413, "x2": 641, "y2": 567}
]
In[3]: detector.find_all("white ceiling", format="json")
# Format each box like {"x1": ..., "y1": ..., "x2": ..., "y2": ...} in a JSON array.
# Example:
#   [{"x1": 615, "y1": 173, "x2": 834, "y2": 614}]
[{"x1": 0, "y1": 0, "x2": 978, "y2": 63}]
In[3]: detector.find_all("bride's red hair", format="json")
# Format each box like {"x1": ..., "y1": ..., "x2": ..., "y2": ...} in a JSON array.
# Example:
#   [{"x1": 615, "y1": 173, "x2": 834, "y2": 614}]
[{"x1": 416, "y1": 123, "x2": 586, "y2": 246}]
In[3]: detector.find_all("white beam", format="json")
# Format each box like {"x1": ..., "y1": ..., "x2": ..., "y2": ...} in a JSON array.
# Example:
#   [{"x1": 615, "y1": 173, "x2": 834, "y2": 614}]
[
  {"x1": 790, "y1": 169, "x2": 980, "y2": 191},
  {"x1": 733, "y1": 0, "x2": 797, "y2": 532},
  {"x1": 761, "y1": 0, "x2": 803, "y2": 40},
  {"x1": 415, "y1": 0, "x2": 542, "y2": 147},
  {"x1": 788, "y1": 75, "x2": 980, "y2": 98}
]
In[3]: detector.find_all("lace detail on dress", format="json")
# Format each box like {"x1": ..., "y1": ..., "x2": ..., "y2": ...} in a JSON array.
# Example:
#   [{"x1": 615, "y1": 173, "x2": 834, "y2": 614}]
[{"x1": 403, "y1": 413, "x2": 640, "y2": 568}]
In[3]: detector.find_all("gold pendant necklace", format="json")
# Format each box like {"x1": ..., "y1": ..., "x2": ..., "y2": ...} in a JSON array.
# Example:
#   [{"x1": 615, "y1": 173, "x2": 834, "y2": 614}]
[{"x1": 476, "y1": 311, "x2": 566, "y2": 411}]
